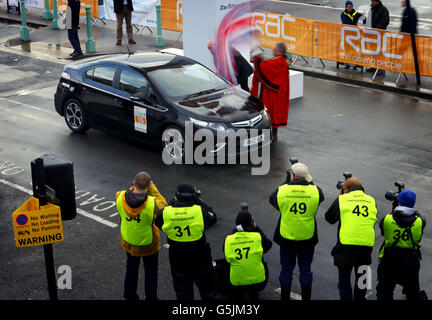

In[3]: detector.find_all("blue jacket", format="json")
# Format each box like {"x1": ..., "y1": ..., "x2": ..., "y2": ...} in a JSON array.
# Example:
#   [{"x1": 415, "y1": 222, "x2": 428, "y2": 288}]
[{"x1": 340, "y1": 9, "x2": 363, "y2": 26}]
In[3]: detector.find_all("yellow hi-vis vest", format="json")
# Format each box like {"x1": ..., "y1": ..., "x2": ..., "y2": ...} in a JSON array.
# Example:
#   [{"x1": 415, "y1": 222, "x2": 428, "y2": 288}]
[
  {"x1": 379, "y1": 214, "x2": 423, "y2": 258},
  {"x1": 116, "y1": 191, "x2": 155, "y2": 246},
  {"x1": 224, "y1": 231, "x2": 266, "y2": 286},
  {"x1": 162, "y1": 205, "x2": 204, "y2": 242},
  {"x1": 339, "y1": 190, "x2": 377, "y2": 246},
  {"x1": 277, "y1": 184, "x2": 320, "y2": 240}
]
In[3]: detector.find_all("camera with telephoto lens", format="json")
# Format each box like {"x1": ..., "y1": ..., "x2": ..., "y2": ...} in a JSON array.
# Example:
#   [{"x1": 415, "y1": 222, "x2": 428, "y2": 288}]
[
  {"x1": 336, "y1": 172, "x2": 353, "y2": 192},
  {"x1": 286, "y1": 158, "x2": 299, "y2": 182},
  {"x1": 385, "y1": 182, "x2": 405, "y2": 201}
]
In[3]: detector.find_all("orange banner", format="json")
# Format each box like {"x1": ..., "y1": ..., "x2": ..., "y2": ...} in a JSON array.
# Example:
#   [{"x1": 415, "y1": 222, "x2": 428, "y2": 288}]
[
  {"x1": 315, "y1": 21, "x2": 431, "y2": 76},
  {"x1": 252, "y1": 11, "x2": 315, "y2": 57},
  {"x1": 161, "y1": 0, "x2": 183, "y2": 32},
  {"x1": 49, "y1": 0, "x2": 98, "y2": 18}
]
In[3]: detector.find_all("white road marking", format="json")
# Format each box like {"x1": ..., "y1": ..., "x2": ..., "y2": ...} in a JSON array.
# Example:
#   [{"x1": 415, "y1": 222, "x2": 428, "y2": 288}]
[
  {"x1": 274, "y1": 287, "x2": 302, "y2": 300},
  {"x1": 0, "y1": 178, "x2": 118, "y2": 228},
  {"x1": 0, "y1": 97, "x2": 57, "y2": 115}
]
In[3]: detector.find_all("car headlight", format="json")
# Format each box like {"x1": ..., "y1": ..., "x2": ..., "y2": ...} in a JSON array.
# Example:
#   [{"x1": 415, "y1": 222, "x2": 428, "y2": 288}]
[
  {"x1": 189, "y1": 117, "x2": 227, "y2": 131},
  {"x1": 262, "y1": 108, "x2": 271, "y2": 125}
]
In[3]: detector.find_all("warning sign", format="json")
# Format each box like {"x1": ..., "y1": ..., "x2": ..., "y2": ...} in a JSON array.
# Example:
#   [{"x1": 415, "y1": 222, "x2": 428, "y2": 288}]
[
  {"x1": 134, "y1": 106, "x2": 147, "y2": 133},
  {"x1": 12, "y1": 197, "x2": 64, "y2": 248}
]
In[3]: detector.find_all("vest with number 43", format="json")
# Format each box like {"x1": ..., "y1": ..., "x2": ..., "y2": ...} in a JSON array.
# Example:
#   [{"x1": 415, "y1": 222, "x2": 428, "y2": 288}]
[
  {"x1": 379, "y1": 214, "x2": 423, "y2": 258},
  {"x1": 277, "y1": 184, "x2": 320, "y2": 241},
  {"x1": 162, "y1": 205, "x2": 204, "y2": 242},
  {"x1": 225, "y1": 231, "x2": 266, "y2": 286},
  {"x1": 116, "y1": 191, "x2": 155, "y2": 246},
  {"x1": 339, "y1": 190, "x2": 377, "y2": 246}
]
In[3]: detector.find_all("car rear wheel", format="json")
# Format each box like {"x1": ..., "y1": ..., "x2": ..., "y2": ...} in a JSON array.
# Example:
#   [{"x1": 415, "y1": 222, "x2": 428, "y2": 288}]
[
  {"x1": 161, "y1": 125, "x2": 185, "y2": 161},
  {"x1": 64, "y1": 99, "x2": 88, "y2": 133}
]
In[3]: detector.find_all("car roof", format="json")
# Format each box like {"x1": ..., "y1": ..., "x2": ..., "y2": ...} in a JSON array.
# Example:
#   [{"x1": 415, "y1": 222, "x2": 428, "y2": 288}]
[{"x1": 68, "y1": 51, "x2": 197, "y2": 71}]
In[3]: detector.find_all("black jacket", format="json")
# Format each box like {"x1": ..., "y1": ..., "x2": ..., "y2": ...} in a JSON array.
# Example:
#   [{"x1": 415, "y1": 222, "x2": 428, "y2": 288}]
[
  {"x1": 401, "y1": 7, "x2": 418, "y2": 34},
  {"x1": 325, "y1": 187, "x2": 375, "y2": 266},
  {"x1": 67, "y1": 0, "x2": 80, "y2": 28},
  {"x1": 155, "y1": 197, "x2": 217, "y2": 271},
  {"x1": 113, "y1": 0, "x2": 134, "y2": 15},
  {"x1": 371, "y1": 2, "x2": 390, "y2": 30},
  {"x1": 269, "y1": 178, "x2": 325, "y2": 249}
]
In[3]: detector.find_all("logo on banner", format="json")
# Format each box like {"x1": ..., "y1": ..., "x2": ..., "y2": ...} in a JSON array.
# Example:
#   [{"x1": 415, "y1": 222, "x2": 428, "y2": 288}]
[
  {"x1": 253, "y1": 11, "x2": 296, "y2": 50},
  {"x1": 341, "y1": 26, "x2": 403, "y2": 59}
]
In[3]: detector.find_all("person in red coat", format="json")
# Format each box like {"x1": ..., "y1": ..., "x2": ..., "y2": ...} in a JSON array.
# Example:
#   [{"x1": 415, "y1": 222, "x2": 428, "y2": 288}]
[{"x1": 250, "y1": 43, "x2": 290, "y2": 142}]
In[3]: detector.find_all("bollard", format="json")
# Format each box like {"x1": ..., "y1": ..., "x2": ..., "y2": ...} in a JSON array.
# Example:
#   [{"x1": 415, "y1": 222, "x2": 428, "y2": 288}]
[
  {"x1": 85, "y1": 5, "x2": 96, "y2": 53},
  {"x1": 52, "y1": 0, "x2": 59, "y2": 29},
  {"x1": 155, "y1": 4, "x2": 164, "y2": 47},
  {"x1": 42, "y1": 0, "x2": 53, "y2": 20},
  {"x1": 19, "y1": 0, "x2": 30, "y2": 41}
]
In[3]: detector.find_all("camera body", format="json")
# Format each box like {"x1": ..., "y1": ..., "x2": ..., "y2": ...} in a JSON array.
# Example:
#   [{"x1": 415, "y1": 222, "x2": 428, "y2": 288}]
[
  {"x1": 385, "y1": 182, "x2": 405, "y2": 202},
  {"x1": 286, "y1": 158, "x2": 299, "y2": 183},
  {"x1": 336, "y1": 172, "x2": 353, "y2": 193}
]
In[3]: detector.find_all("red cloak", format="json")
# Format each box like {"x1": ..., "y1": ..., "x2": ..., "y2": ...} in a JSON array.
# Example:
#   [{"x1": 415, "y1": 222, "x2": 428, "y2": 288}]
[{"x1": 250, "y1": 55, "x2": 290, "y2": 128}]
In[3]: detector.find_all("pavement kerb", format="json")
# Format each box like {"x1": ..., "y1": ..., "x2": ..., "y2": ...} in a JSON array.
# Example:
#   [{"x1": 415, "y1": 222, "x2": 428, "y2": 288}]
[
  {"x1": 290, "y1": 65, "x2": 432, "y2": 101},
  {"x1": 2, "y1": 12, "x2": 432, "y2": 100}
]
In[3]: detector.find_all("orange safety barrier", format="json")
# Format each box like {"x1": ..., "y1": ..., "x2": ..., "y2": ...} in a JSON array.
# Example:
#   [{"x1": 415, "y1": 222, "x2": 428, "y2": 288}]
[
  {"x1": 252, "y1": 11, "x2": 315, "y2": 57},
  {"x1": 315, "y1": 20, "x2": 431, "y2": 76},
  {"x1": 161, "y1": 0, "x2": 183, "y2": 32},
  {"x1": 49, "y1": 0, "x2": 98, "y2": 18}
]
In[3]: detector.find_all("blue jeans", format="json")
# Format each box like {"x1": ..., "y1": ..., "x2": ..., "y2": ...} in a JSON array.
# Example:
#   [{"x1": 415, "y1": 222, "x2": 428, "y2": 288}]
[
  {"x1": 67, "y1": 26, "x2": 82, "y2": 53},
  {"x1": 279, "y1": 246, "x2": 314, "y2": 289},
  {"x1": 124, "y1": 252, "x2": 158, "y2": 300}
]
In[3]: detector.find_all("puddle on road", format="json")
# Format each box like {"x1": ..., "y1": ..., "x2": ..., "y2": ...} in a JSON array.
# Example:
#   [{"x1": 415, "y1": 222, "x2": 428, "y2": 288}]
[{"x1": 16, "y1": 41, "x2": 73, "y2": 57}]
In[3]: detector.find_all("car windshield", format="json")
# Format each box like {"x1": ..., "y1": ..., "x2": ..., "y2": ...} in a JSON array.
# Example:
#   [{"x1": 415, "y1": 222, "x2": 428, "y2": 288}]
[{"x1": 147, "y1": 63, "x2": 230, "y2": 100}]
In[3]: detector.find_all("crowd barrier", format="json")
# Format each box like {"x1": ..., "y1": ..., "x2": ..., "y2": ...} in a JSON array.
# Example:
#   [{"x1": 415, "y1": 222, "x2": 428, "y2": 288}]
[{"x1": 4, "y1": 0, "x2": 431, "y2": 77}]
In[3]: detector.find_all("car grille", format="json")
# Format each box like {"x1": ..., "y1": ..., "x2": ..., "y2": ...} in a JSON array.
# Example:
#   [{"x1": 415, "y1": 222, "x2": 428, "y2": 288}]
[{"x1": 231, "y1": 114, "x2": 262, "y2": 128}]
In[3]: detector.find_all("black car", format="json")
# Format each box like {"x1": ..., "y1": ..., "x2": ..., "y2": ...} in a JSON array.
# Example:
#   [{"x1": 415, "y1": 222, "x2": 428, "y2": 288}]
[{"x1": 54, "y1": 51, "x2": 272, "y2": 159}]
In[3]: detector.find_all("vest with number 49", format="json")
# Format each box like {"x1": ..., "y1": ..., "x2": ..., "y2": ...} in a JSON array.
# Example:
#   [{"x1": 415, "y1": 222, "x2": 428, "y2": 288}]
[
  {"x1": 116, "y1": 191, "x2": 155, "y2": 246},
  {"x1": 277, "y1": 184, "x2": 320, "y2": 241},
  {"x1": 224, "y1": 231, "x2": 266, "y2": 286},
  {"x1": 162, "y1": 205, "x2": 204, "y2": 242},
  {"x1": 339, "y1": 190, "x2": 377, "y2": 246},
  {"x1": 379, "y1": 214, "x2": 423, "y2": 258}
]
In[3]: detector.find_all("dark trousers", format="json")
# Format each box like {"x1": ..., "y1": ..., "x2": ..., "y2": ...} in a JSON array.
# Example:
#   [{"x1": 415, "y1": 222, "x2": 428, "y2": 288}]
[
  {"x1": 67, "y1": 26, "x2": 82, "y2": 53},
  {"x1": 124, "y1": 252, "x2": 158, "y2": 300},
  {"x1": 337, "y1": 264, "x2": 368, "y2": 300},
  {"x1": 376, "y1": 258, "x2": 421, "y2": 300},
  {"x1": 279, "y1": 246, "x2": 314, "y2": 289},
  {"x1": 171, "y1": 263, "x2": 217, "y2": 301}
]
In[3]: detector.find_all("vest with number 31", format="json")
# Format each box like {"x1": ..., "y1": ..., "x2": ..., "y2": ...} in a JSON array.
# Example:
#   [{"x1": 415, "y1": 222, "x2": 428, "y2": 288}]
[{"x1": 162, "y1": 205, "x2": 204, "y2": 242}]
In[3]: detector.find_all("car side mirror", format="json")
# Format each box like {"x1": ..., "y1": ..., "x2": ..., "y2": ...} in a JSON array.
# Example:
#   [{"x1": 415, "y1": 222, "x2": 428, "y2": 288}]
[{"x1": 130, "y1": 92, "x2": 147, "y2": 102}]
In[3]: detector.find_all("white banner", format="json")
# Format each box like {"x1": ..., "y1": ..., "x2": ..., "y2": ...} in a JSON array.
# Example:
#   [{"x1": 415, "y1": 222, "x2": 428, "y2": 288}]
[
  {"x1": 99, "y1": 0, "x2": 159, "y2": 27},
  {"x1": 8, "y1": 0, "x2": 44, "y2": 9}
]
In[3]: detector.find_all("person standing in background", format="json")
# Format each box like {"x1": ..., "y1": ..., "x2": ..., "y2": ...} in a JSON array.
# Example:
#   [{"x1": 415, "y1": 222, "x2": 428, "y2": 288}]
[
  {"x1": 114, "y1": 0, "x2": 136, "y2": 45},
  {"x1": 400, "y1": 0, "x2": 418, "y2": 34},
  {"x1": 66, "y1": 0, "x2": 83, "y2": 58}
]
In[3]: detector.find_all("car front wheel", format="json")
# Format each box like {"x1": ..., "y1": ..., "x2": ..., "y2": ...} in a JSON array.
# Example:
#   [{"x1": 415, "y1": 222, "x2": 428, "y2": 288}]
[{"x1": 64, "y1": 99, "x2": 88, "y2": 133}]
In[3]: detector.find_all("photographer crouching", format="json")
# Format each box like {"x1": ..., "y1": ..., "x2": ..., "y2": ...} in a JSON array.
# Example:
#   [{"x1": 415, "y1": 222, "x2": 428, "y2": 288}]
[{"x1": 376, "y1": 186, "x2": 427, "y2": 300}]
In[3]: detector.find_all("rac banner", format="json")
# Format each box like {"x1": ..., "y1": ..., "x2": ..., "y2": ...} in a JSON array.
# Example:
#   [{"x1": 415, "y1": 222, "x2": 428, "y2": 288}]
[
  {"x1": 315, "y1": 20, "x2": 431, "y2": 76},
  {"x1": 161, "y1": 0, "x2": 183, "y2": 32},
  {"x1": 49, "y1": 0, "x2": 99, "y2": 18},
  {"x1": 252, "y1": 11, "x2": 315, "y2": 58}
]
